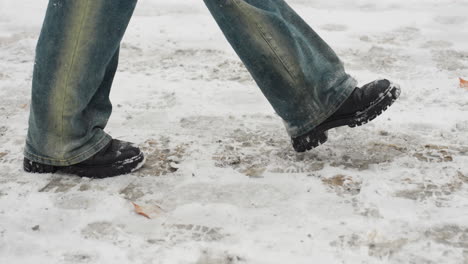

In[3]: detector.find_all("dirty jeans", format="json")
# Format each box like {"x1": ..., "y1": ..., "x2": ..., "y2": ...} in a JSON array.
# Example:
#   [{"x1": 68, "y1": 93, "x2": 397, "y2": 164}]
[{"x1": 24, "y1": 0, "x2": 357, "y2": 166}]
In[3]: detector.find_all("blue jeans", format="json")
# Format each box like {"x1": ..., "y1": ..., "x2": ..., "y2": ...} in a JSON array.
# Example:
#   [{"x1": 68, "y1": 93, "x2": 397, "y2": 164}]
[{"x1": 24, "y1": 0, "x2": 357, "y2": 166}]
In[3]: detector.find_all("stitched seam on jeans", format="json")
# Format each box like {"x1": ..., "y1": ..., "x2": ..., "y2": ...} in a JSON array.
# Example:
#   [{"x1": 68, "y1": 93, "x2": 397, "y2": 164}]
[
  {"x1": 59, "y1": 0, "x2": 91, "y2": 157},
  {"x1": 233, "y1": 0, "x2": 297, "y2": 85},
  {"x1": 257, "y1": 25, "x2": 297, "y2": 84},
  {"x1": 25, "y1": 133, "x2": 109, "y2": 163}
]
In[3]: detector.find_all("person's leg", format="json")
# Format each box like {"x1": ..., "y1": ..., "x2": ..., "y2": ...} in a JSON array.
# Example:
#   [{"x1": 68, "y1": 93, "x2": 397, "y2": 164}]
[
  {"x1": 24, "y1": 0, "x2": 137, "y2": 167},
  {"x1": 203, "y1": 0, "x2": 357, "y2": 138}
]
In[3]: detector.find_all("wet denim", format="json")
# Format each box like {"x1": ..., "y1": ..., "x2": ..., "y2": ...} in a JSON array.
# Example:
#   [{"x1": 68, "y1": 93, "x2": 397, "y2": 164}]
[{"x1": 25, "y1": 0, "x2": 356, "y2": 166}]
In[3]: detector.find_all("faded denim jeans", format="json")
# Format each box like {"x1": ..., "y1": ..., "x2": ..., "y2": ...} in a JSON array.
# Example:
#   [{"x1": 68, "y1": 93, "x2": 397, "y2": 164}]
[{"x1": 25, "y1": 0, "x2": 357, "y2": 166}]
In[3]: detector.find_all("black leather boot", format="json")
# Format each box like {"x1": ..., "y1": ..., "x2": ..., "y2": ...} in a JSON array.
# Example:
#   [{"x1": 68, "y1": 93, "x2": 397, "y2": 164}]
[
  {"x1": 23, "y1": 139, "x2": 145, "y2": 178},
  {"x1": 292, "y1": 79, "x2": 401, "y2": 152}
]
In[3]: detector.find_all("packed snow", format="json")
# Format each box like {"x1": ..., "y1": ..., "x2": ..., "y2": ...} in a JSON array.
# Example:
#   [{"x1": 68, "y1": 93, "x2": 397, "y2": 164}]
[{"x1": 1, "y1": 0, "x2": 468, "y2": 263}]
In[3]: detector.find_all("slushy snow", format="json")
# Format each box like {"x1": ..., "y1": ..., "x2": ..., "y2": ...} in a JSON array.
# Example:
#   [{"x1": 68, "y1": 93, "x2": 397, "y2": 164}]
[{"x1": 0, "y1": 0, "x2": 468, "y2": 263}]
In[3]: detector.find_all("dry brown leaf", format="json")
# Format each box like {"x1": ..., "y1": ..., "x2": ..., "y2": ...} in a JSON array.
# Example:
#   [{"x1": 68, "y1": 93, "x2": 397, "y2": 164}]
[
  {"x1": 131, "y1": 202, "x2": 165, "y2": 219},
  {"x1": 460, "y1": 78, "x2": 468, "y2": 90},
  {"x1": 132, "y1": 202, "x2": 151, "y2": 219}
]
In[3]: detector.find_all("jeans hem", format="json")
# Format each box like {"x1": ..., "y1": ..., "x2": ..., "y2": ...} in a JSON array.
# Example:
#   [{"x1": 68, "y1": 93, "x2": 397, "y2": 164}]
[
  {"x1": 285, "y1": 76, "x2": 358, "y2": 138},
  {"x1": 24, "y1": 132, "x2": 112, "y2": 166}
]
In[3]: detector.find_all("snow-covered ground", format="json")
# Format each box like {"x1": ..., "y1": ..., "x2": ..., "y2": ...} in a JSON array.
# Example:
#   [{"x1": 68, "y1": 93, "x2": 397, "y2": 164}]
[{"x1": 1, "y1": 0, "x2": 468, "y2": 263}]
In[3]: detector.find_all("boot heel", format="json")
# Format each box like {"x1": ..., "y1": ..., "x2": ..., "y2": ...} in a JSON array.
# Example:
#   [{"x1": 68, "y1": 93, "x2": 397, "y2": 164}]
[
  {"x1": 292, "y1": 130, "x2": 328, "y2": 152},
  {"x1": 23, "y1": 158, "x2": 57, "y2": 174}
]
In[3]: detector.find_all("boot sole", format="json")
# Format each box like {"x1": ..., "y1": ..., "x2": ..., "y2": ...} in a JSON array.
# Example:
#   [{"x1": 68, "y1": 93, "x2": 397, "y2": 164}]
[
  {"x1": 23, "y1": 152, "x2": 146, "y2": 178},
  {"x1": 293, "y1": 82, "x2": 401, "y2": 152}
]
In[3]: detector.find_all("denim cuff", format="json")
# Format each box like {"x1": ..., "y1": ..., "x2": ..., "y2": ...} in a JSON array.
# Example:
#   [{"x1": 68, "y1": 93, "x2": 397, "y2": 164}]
[
  {"x1": 284, "y1": 76, "x2": 358, "y2": 138},
  {"x1": 24, "y1": 131, "x2": 112, "y2": 166}
]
